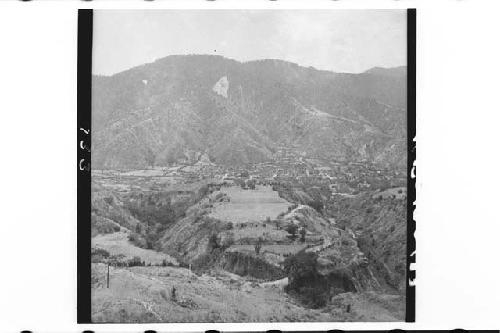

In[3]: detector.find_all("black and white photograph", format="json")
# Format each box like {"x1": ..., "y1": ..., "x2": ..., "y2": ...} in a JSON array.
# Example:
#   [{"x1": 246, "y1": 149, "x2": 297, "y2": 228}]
[
  {"x1": 6, "y1": 0, "x2": 500, "y2": 331},
  {"x1": 86, "y1": 9, "x2": 413, "y2": 323}
]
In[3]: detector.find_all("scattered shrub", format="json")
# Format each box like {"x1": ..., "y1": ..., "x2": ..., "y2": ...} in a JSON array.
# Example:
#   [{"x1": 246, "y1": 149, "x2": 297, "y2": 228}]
[
  {"x1": 91, "y1": 248, "x2": 110, "y2": 262},
  {"x1": 127, "y1": 256, "x2": 143, "y2": 267},
  {"x1": 208, "y1": 233, "x2": 220, "y2": 251},
  {"x1": 171, "y1": 286, "x2": 177, "y2": 301},
  {"x1": 254, "y1": 237, "x2": 263, "y2": 255},
  {"x1": 103, "y1": 197, "x2": 114, "y2": 205},
  {"x1": 308, "y1": 200, "x2": 323, "y2": 214},
  {"x1": 300, "y1": 227, "x2": 306, "y2": 243},
  {"x1": 221, "y1": 234, "x2": 235, "y2": 251}
]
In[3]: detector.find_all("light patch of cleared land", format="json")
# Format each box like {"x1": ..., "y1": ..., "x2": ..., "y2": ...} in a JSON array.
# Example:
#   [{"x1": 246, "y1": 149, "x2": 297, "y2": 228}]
[
  {"x1": 92, "y1": 231, "x2": 178, "y2": 265},
  {"x1": 209, "y1": 185, "x2": 291, "y2": 224}
]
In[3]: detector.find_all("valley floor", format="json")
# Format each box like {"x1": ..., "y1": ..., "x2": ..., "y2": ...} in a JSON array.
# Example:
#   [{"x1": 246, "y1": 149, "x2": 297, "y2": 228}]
[{"x1": 90, "y1": 168, "x2": 407, "y2": 323}]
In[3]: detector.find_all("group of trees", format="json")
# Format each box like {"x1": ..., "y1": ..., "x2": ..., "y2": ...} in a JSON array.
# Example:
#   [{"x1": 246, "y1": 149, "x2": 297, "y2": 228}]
[
  {"x1": 124, "y1": 193, "x2": 194, "y2": 250},
  {"x1": 208, "y1": 233, "x2": 235, "y2": 252},
  {"x1": 307, "y1": 199, "x2": 324, "y2": 214},
  {"x1": 208, "y1": 232, "x2": 267, "y2": 256},
  {"x1": 234, "y1": 178, "x2": 257, "y2": 190},
  {"x1": 91, "y1": 249, "x2": 172, "y2": 268},
  {"x1": 283, "y1": 250, "x2": 329, "y2": 308},
  {"x1": 285, "y1": 224, "x2": 307, "y2": 243}
]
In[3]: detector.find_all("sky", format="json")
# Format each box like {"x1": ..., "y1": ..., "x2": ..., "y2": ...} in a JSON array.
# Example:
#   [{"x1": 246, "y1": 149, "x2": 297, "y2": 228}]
[{"x1": 93, "y1": 10, "x2": 406, "y2": 76}]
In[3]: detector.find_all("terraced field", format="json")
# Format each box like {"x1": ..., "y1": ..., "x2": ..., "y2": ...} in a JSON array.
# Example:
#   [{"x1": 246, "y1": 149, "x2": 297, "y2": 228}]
[
  {"x1": 209, "y1": 185, "x2": 291, "y2": 224},
  {"x1": 228, "y1": 244, "x2": 308, "y2": 256}
]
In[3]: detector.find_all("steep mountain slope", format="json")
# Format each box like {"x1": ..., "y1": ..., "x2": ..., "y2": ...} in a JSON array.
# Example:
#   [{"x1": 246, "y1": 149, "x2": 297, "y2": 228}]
[
  {"x1": 327, "y1": 190, "x2": 407, "y2": 293},
  {"x1": 92, "y1": 55, "x2": 406, "y2": 169}
]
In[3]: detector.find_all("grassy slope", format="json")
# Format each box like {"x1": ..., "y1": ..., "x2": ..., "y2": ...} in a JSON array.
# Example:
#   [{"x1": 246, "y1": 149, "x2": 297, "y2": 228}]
[
  {"x1": 91, "y1": 264, "x2": 404, "y2": 323},
  {"x1": 92, "y1": 231, "x2": 178, "y2": 265}
]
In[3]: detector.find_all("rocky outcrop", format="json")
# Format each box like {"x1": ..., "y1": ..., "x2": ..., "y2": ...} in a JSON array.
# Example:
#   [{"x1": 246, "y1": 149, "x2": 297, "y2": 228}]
[{"x1": 212, "y1": 76, "x2": 229, "y2": 98}]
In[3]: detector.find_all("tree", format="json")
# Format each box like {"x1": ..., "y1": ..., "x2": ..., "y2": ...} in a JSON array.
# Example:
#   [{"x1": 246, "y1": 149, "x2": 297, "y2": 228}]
[
  {"x1": 286, "y1": 224, "x2": 299, "y2": 241},
  {"x1": 208, "y1": 233, "x2": 220, "y2": 251},
  {"x1": 171, "y1": 286, "x2": 177, "y2": 302},
  {"x1": 308, "y1": 200, "x2": 323, "y2": 214},
  {"x1": 283, "y1": 251, "x2": 319, "y2": 287},
  {"x1": 128, "y1": 256, "x2": 143, "y2": 267},
  {"x1": 221, "y1": 233, "x2": 235, "y2": 251},
  {"x1": 144, "y1": 147, "x2": 156, "y2": 169},
  {"x1": 283, "y1": 250, "x2": 329, "y2": 308},
  {"x1": 247, "y1": 179, "x2": 256, "y2": 190},
  {"x1": 300, "y1": 227, "x2": 306, "y2": 243},
  {"x1": 254, "y1": 237, "x2": 263, "y2": 255},
  {"x1": 198, "y1": 185, "x2": 210, "y2": 198},
  {"x1": 91, "y1": 248, "x2": 110, "y2": 263}
]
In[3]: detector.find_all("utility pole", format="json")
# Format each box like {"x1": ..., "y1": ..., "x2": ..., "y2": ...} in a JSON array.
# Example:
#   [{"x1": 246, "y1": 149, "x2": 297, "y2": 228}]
[{"x1": 107, "y1": 262, "x2": 110, "y2": 288}]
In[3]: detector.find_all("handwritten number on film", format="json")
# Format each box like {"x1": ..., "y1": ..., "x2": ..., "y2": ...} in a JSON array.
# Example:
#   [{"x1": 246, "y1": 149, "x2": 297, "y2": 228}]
[{"x1": 79, "y1": 127, "x2": 90, "y2": 172}]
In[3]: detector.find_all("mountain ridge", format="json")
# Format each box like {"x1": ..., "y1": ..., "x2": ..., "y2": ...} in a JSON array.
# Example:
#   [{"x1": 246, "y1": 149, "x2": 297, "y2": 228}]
[{"x1": 92, "y1": 54, "x2": 406, "y2": 169}]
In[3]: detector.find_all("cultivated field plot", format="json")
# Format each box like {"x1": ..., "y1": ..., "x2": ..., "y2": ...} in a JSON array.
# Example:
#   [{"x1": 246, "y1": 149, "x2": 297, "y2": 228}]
[
  {"x1": 92, "y1": 169, "x2": 194, "y2": 192},
  {"x1": 231, "y1": 225, "x2": 288, "y2": 242},
  {"x1": 92, "y1": 231, "x2": 178, "y2": 265},
  {"x1": 209, "y1": 186, "x2": 291, "y2": 224},
  {"x1": 229, "y1": 244, "x2": 308, "y2": 256}
]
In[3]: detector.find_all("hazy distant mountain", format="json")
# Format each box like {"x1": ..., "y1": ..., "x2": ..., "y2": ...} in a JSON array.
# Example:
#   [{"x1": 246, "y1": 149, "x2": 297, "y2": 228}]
[
  {"x1": 92, "y1": 55, "x2": 407, "y2": 169},
  {"x1": 364, "y1": 66, "x2": 407, "y2": 78}
]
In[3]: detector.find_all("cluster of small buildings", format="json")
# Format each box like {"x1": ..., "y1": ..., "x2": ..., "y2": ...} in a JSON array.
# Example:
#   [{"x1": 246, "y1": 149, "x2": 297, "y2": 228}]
[{"x1": 160, "y1": 146, "x2": 405, "y2": 195}]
